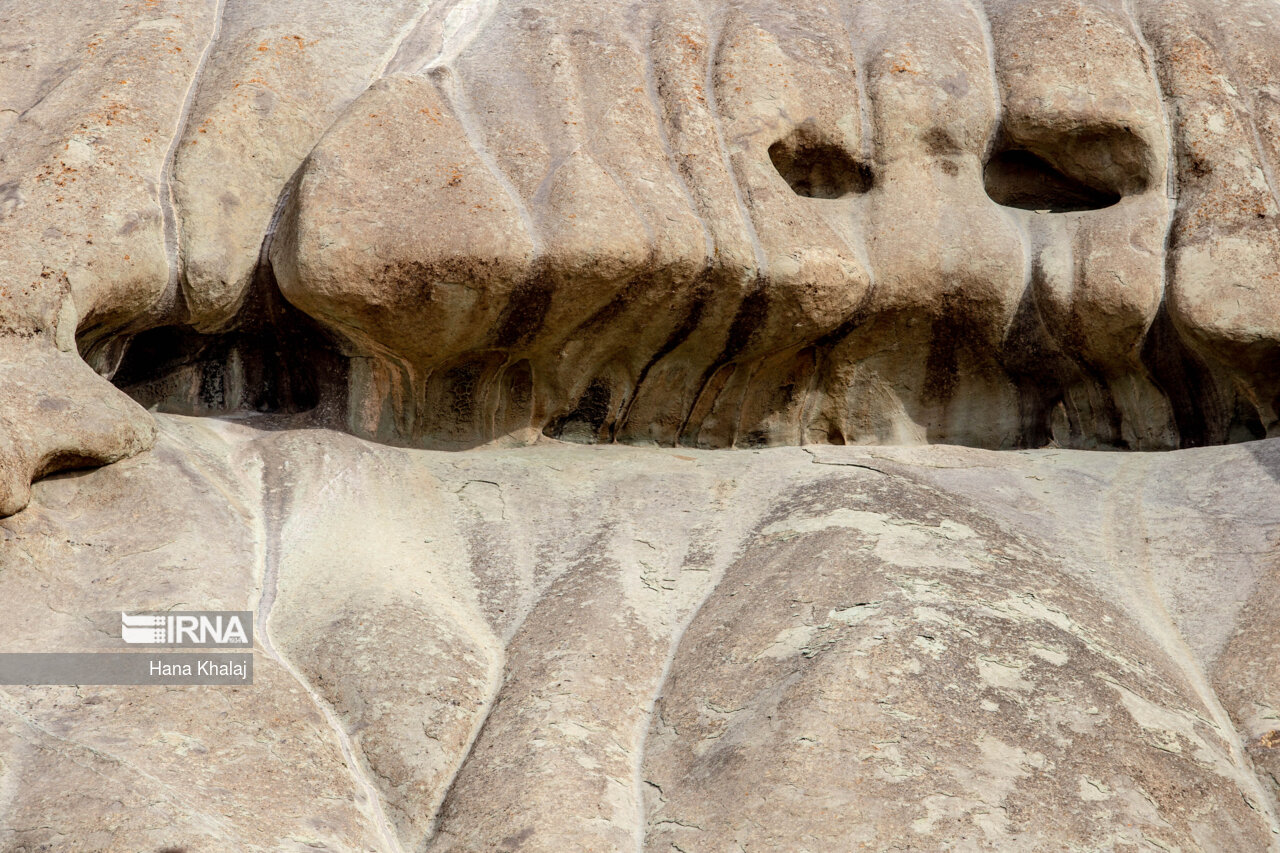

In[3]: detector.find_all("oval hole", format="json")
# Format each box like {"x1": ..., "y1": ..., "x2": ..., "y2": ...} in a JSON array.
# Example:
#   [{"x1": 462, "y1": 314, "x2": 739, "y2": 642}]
[
  {"x1": 769, "y1": 126, "x2": 873, "y2": 199},
  {"x1": 984, "y1": 149, "x2": 1121, "y2": 213}
]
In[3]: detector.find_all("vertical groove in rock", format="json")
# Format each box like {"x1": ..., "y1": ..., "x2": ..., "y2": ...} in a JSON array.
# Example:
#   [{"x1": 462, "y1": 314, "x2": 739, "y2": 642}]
[
  {"x1": 1105, "y1": 453, "x2": 1280, "y2": 837},
  {"x1": 160, "y1": 0, "x2": 227, "y2": 322},
  {"x1": 242, "y1": 436, "x2": 407, "y2": 853},
  {"x1": 704, "y1": 8, "x2": 767, "y2": 277}
]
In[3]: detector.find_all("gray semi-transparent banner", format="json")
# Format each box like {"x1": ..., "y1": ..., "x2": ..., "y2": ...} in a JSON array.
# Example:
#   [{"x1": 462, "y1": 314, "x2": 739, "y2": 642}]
[{"x1": 0, "y1": 653, "x2": 253, "y2": 685}]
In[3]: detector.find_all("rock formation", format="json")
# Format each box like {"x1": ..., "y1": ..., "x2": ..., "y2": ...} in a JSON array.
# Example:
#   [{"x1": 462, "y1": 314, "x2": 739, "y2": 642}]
[
  {"x1": 3, "y1": 421, "x2": 1280, "y2": 850},
  {"x1": 4, "y1": 0, "x2": 1280, "y2": 509},
  {"x1": 2, "y1": 0, "x2": 1280, "y2": 849}
]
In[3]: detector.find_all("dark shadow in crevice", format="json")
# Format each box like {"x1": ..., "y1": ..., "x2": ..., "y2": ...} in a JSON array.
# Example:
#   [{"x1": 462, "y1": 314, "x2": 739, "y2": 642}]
[
  {"x1": 769, "y1": 123, "x2": 873, "y2": 199},
  {"x1": 1140, "y1": 303, "x2": 1262, "y2": 448},
  {"x1": 1141, "y1": 303, "x2": 1223, "y2": 447},
  {"x1": 112, "y1": 262, "x2": 347, "y2": 425},
  {"x1": 544, "y1": 377, "x2": 615, "y2": 444},
  {"x1": 984, "y1": 149, "x2": 1121, "y2": 213},
  {"x1": 998, "y1": 283, "x2": 1064, "y2": 448}
]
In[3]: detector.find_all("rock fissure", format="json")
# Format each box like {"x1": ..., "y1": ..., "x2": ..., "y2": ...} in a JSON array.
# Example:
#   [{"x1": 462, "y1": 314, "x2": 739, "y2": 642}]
[{"x1": 162, "y1": 0, "x2": 228, "y2": 322}]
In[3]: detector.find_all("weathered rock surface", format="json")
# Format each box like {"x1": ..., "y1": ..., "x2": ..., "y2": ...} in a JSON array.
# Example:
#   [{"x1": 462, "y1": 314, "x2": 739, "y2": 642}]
[
  {"x1": 4, "y1": 1, "x2": 1280, "y2": 849},
  {"x1": 4, "y1": 0, "x2": 1280, "y2": 514},
  {"x1": 1, "y1": 415, "x2": 1278, "y2": 851}
]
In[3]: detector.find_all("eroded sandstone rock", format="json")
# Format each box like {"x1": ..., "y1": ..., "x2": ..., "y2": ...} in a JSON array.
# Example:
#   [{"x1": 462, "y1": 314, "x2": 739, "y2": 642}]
[
  {"x1": 1, "y1": 418, "x2": 1278, "y2": 850},
  {"x1": 3, "y1": 1, "x2": 1280, "y2": 850},
  {"x1": 3, "y1": 1, "x2": 1280, "y2": 513}
]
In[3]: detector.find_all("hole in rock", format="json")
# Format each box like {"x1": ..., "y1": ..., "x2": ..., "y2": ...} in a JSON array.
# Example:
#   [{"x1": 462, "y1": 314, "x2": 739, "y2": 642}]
[
  {"x1": 984, "y1": 149, "x2": 1121, "y2": 213},
  {"x1": 108, "y1": 265, "x2": 344, "y2": 420},
  {"x1": 769, "y1": 125, "x2": 873, "y2": 199},
  {"x1": 545, "y1": 377, "x2": 615, "y2": 444}
]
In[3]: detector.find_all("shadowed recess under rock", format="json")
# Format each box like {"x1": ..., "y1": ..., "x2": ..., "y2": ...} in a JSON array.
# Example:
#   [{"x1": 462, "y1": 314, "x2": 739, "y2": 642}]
[{"x1": 2, "y1": 0, "x2": 1280, "y2": 490}]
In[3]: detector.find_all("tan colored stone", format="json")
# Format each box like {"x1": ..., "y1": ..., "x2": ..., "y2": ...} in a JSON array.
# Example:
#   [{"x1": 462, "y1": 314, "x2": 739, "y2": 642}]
[
  {"x1": 3, "y1": 2, "x2": 1280, "y2": 848},
  {"x1": 172, "y1": 0, "x2": 432, "y2": 331},
  {"x1": 5, "y1": 0, "x2": 1280, "y2": 505},
  {"x1": 2, "y1": 418, "x2": 1279, "y2": 850}
]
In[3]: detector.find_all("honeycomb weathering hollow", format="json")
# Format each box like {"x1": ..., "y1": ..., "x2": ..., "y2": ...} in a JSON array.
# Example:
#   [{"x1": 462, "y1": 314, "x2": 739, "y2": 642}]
[{"x1": 3, "y1": 0, "x2": 1280, "y2": 507}]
